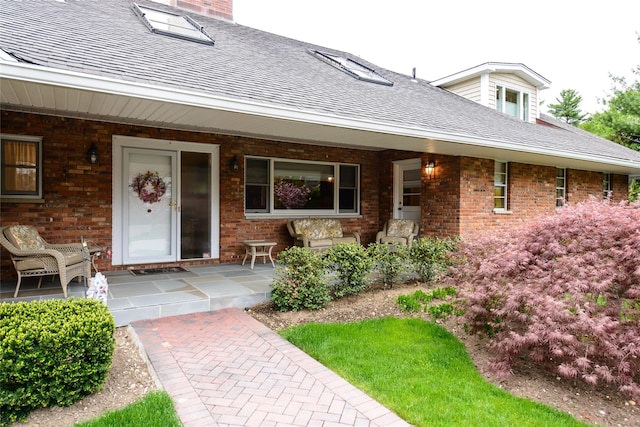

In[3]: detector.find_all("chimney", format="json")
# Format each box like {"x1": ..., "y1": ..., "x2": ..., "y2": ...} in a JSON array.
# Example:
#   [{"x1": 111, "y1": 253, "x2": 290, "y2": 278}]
[{"x1": 150, "y1": 0, "x2": 233, "y2": 21}]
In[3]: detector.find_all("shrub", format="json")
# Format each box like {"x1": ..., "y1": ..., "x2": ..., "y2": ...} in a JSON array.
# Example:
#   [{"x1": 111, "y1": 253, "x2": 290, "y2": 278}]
[
  {"x1": 270, "y1": 246, "x2": 330, "y2": 311},
  {"x1": 409, "y1": 236, "x2": 459, "y2": 282},
  {"x1": 367, "y1": 242, "x2": 409, "y2": 287},
  {"x1": 0, "y1": 299, "x2": 116, "y2": 425},
  {"x1": 451, "y1": 199, "x2": 640, "y2": 398},
  {"x1": 326, "y1": 243, "x2": 374, "y2": 298}
]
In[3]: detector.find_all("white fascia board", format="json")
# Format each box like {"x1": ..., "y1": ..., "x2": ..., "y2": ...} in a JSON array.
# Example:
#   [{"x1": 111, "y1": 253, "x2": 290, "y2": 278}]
[{"x1": 2, "y1": 61, "x2": 638, "y2": 172}]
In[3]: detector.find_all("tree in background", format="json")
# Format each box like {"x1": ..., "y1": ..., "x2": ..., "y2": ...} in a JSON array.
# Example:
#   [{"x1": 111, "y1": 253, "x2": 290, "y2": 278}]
[{"x1": 547, "y1": 88, "x2": 588, "y2": 125}]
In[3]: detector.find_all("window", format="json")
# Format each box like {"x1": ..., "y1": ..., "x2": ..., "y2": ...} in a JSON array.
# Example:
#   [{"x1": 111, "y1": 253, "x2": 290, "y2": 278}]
[
  {"x1": 556, "y1": 168, "x2": 566, "y2": 207},
  {"x1": 133, "y1": 3, "x2": 214, "y2": 45},
  {"x1": 496, "y1": 85, "x2": 529, "y2": 121},
  {"x1": 603, "y1": 173, "x2": 612, "y2": 199},
  {"x1": 310, "y1": 50, "x2": 393, "y2": 86},
  {"x1": 494, "y1": 161, "x2": 508, "y2": 211},
  {"x1": 1, "y1": 135, "x2": 42, "y2": 199},
  {"x1": 245, "y1": 157, "x2": 360, "y2": 215}
]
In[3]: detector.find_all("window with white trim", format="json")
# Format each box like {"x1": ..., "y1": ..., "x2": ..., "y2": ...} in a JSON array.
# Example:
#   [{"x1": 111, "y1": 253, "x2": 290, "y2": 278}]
[
  {"x1": 556, "y1": 168, "x2": 566, "y2": 207},
  {"x1": 494, "y1": 161, "x2": 508, "y2": 211},
  {"x1": 603, "y1": 173, "x2": 612, "y2": 199},
  {"x1": 1, "y1": 135, "x2": 42, "y2": 199},
  {"x1": 310, "y1": 50, "x2": 393, "y2": 86},
  {"x1": 245, "y1": 157, "x2": 360, "y2": 215},
  {"x1": 496, "y1": 85, "x2": 529, "y2": 121}
]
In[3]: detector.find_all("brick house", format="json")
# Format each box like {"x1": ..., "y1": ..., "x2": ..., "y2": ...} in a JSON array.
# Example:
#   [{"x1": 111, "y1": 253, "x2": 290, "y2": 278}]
[{"x1": 1, "y1": 0, "x2": 639, "y2": 278}]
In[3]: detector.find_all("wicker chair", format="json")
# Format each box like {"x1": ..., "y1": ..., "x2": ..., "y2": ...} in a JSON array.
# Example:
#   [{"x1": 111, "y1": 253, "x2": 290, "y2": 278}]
[
  {"x1": 376, "y1": 219, "x2": 420, "y2": 249},
  {"x1": 0, "y1": 225, "x2": 90, "y2": 297}
]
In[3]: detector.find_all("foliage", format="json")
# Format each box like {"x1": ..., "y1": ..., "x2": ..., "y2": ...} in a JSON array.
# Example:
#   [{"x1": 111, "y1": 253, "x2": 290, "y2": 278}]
[
  {"x1": 76, "y1": 391, "x2": 181, "y2": 427},
  {"x1": 274, "y1": 179, "x2": 311, "y2": 208},
  {"x1": 581, "y1": 36, "x2": 640, "y2": 151},
  {"x1": 0, "y1": 299, "x2": 115, "y2": 425},
  {"x1": 409, "y1": 236, "x2": 459, "y2": 282},
  {"x1": 270, "y1": 246, "x2": 330, "y2": 311},
  {"x1": 326, "y1": 243, "x2": 373, "y2": 298},
  {"x1": 450, "y1": 199, "x2": 640, "y2": 399},
  {"x1": 367, "y1": 242, "x2": 409, "y2": 287},
  {"x1": 547, "y1": 89, "x2": 588, "y2": 125},
  {"x1": 397, "y1": 287, "x2": 459, "y2": 320},
  {"x1": 282, "y1": 318, "x2": 587, "y2": 426}
]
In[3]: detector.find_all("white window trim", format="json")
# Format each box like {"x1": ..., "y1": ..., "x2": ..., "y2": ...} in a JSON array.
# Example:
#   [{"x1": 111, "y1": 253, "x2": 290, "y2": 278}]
[
  {"x1": 495, "y1": 85, "x2": 531, "y2": 122},
  {"x1": 556, "y1": 168, "x2": 567, "y2": 207},
  {"x1": 493, "y1": 160, "x2": 511, "y2": 214},
  {"x1": 244, "y1": 156, "x2": 361, "y2": 218},
  {"x1": 0, "y1": 133, "x2": 44, "y2": 201},
  {"x1": 603, "y1": 172, "x2": 612, "y2": 199}
]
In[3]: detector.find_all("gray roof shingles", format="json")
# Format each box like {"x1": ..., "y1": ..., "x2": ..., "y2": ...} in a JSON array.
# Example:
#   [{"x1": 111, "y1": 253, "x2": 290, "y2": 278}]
[{"x1": 1, "y1": 0, "x2": 639, "y2": 165}]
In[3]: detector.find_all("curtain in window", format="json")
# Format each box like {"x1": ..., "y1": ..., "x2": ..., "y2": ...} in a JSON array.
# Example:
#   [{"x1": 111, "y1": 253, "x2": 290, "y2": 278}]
[{"x1": 3, "y1": 140, "x2": 37, "y2": 193}]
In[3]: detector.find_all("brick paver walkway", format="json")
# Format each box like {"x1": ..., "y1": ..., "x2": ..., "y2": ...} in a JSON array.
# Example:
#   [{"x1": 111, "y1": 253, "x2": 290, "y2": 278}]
[{"x1": 132, "y1": 308, "x2": 409, "y2": 427}]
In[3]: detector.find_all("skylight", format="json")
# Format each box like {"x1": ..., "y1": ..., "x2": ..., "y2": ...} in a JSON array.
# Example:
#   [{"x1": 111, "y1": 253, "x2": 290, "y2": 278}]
[
  {"x1": 311, "y1": 50, "x2": 393, "y2": 86},
  {"x1": 133, "y1": 3, "x2": 214, "y2": 45}
]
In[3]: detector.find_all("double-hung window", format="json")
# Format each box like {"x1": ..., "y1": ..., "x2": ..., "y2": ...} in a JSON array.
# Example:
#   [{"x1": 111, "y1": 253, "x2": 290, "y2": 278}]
[
  {"x1": 496, "y1": 85, "x2": 529, "y2": 121},
  {"x1": 245, "y1": 157, "x2": 360, "y2": 215},
  {"x1": 494, "y1": 161, "x2": 508, "y2": 211},
  {"x1": 1, "y1": 134, "x2": 43, "y2": 199},
  {"x1": 603, "y1": 173, "x2": 612, "y2": 199},
  {"x1": 556, "y1": 168, "x2": 566, "y2": 207}
]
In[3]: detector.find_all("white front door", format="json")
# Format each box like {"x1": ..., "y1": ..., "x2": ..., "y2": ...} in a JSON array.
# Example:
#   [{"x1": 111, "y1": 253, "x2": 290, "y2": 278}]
[
  {"x1": 123, "y1": 148, "x2": 177, "y2": 264},
  {"x1": 393, "y1": 159, "x2": 421, "y2": 223}
]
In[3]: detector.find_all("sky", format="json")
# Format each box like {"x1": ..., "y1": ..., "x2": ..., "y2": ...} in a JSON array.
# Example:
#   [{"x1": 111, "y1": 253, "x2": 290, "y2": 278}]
[{"x1": 233, "y1": 0, "x2": 639, "y2": 114}]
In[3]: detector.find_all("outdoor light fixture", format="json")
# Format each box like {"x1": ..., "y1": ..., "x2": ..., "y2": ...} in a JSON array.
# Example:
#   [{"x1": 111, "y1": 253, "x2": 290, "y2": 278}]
[
  {"x1": 230, "y1": 155, "x2": 239, "y2": 173},
  {"x1": 88, "y1": 144, "x2": 99, "y2": 165},
  {"x1": 425, "y1": 159, "x2": 435, "y2": 177}
]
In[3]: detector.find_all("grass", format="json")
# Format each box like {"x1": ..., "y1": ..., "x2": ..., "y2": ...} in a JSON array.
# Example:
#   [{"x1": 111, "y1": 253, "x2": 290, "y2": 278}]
[
  {"x1": 281, "y1": 317, "x2": 588, "y2": 427},
  {"x1": 74, "y1": 391, "x2": 182, "y2": 427}
]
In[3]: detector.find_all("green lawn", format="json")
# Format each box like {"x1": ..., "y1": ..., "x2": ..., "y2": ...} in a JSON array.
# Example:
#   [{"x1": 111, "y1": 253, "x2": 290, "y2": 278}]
[
  {"x1": 281, "y1": 317, "x2": 587, "y2": 427},
  {"x1": 75, "y1": 391, "x2": 181, "y2": 427}
]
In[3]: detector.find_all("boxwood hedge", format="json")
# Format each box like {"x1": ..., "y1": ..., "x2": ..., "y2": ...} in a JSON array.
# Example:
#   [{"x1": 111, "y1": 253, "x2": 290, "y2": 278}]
[{"x1": 0, "y1": 299, "x2": 115, "y2": 425}]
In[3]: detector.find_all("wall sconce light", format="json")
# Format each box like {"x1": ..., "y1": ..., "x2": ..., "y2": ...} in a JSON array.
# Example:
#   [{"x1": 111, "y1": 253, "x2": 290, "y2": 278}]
[
  {"x1": 230, "y1": 155, "x2": 239, "y2": 173},
  {"x1": 425, "y1": 159, "x2": 435, "y2": 178},
  {"x1": 88, "y1": 144, "x2": 99, "y2": 165}
]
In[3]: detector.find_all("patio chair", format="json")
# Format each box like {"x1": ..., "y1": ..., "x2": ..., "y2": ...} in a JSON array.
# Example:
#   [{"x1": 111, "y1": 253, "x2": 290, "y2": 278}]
[
  {"x1": 376, "y1": 219, "x2": 419, "y2": 249},
  {"x1": 0, "y1": 225, "x2": 90, "y2": 298}
]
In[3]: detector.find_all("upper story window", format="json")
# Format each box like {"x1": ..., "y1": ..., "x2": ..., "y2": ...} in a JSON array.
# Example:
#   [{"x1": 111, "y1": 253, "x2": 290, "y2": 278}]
[
  {"x1": 556, "y1": 168, "x2": 566, "y2": 207},
  {"x1": 603, "y1": 173, "x2": 612, "y2": 199},
  {"x1": 245, "y1": 157, "x2": 360, "y2": 215},
  {"x1": 310, "y1": 50, "x2": 393, "y2": 86},
  {"x1": 133, "y1": 3, "x2": 214, "y2": 45},
  {"x1": 1, "y1": 134, "x2": 43, "y2": 199},
  {"x1": 494, "y1": 160, "x2": 508, "y2": 211},
  {"x1": 496, "y1": 86, "x2": 529, "y2": 121}
]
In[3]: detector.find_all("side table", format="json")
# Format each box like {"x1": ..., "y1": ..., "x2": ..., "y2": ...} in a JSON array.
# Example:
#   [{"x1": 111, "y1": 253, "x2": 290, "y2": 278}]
[{"x1": 242, "y1": 240, "x2": 277, "y2": 269}]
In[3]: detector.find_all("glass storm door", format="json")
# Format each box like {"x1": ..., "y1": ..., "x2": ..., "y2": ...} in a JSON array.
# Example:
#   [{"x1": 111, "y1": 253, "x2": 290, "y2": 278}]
[
  {"x1": 123, "y1": 148, "x2": 177, "y2": 264},
  {"x1": 394, "y1": 159, "x2": 421, "y2": 223}
]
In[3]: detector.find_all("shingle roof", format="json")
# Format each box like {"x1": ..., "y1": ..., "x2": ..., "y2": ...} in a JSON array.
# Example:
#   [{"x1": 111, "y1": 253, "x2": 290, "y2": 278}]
[{"x1": 1, "y1": 0, "x2": 640, "y2": 167}]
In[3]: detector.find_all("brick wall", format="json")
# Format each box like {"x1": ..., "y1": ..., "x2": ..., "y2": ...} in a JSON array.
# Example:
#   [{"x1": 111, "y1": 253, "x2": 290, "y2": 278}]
[{"x1": 1, "y1": 110, "x2": 631, "y2": 280}]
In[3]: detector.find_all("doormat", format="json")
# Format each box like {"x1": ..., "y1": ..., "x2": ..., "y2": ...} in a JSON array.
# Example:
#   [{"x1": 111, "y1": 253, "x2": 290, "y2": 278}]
[{"x1": 129, "y1": 267, "x2": 188, "y2": 276}]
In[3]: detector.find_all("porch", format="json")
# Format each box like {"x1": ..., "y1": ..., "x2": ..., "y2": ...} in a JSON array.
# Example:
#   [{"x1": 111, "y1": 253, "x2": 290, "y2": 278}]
[{"x1": 0, "y1": 264, "x2": 274, "y2": 327}]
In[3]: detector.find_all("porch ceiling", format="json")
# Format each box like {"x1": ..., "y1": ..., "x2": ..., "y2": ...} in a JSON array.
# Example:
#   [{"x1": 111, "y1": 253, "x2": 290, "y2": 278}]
[{"x1": 2, "y1": 69, "x2": 639, "y2": 176}]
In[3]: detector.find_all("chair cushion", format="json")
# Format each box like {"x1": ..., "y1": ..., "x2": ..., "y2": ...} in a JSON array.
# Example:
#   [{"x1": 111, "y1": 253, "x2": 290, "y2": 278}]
[
  {"x1": 386, "y1": 219, "x2": 415, "y2": 238},
  {"x1": 307, "y1": 239, "x2": 333, "y2": 248},
  {"x1": 292, "y1": 219, "x2": 343, "y2": 240},
  {"x1": 64, "y1": 252, "x2": 83, "y2": 266},
  {"x1": 6, "y1": 225, "x2": 47, "y2": 250},
  {"x1": 15, "y1": 258, "x2": 46, "y2": 271}
]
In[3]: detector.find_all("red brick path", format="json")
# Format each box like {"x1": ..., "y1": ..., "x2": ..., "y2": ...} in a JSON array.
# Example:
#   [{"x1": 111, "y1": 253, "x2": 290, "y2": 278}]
[{"x1": 132, "y1": 309, "x2": 409, "y2": 426}]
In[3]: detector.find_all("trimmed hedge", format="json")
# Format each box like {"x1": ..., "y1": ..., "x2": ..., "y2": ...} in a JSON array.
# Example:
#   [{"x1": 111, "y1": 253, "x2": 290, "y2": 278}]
[{"x1": 0, "y1": 299, "x2": 115, "y2": 425}]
